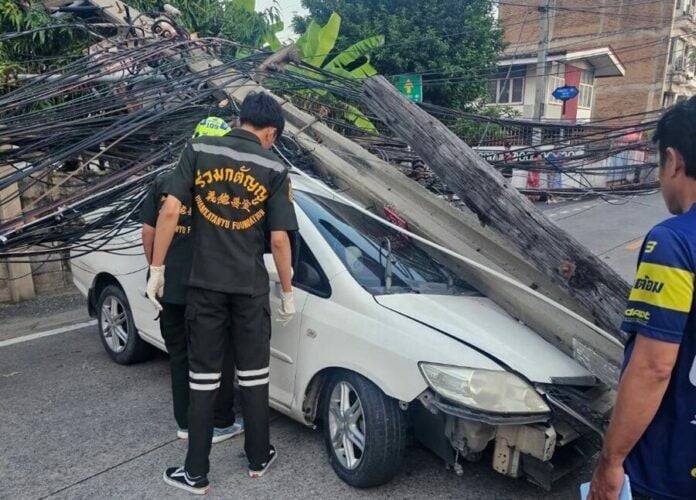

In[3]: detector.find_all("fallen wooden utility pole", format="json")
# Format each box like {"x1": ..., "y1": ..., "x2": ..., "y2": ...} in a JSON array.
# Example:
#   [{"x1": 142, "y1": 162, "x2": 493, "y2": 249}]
[{"x1": 363, "y1": 75, "x2": 631, "y2": 341}]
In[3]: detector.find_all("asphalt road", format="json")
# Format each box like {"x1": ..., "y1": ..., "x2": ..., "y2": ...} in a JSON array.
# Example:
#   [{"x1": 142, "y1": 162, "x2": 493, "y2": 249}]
[
  {"x1": 540, "y1": 191, "x2": 669, "y2": 281},
  {"x1": 0, "y1": 192, "x2": 669, "y2": 499},
  {"x1": 0, "y1": 325, "x2": 590, "y2": 500}
]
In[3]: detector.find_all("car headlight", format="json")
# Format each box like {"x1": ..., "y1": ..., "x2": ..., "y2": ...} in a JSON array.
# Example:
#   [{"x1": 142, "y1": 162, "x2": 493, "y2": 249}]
[{"x1": 419, "y1": 363, "x2": 550, "y2": 414}]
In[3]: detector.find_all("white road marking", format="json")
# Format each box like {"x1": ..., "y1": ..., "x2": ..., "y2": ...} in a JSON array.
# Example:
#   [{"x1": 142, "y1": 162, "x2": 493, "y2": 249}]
[
  {"x1": 545, "y1": 201, "x2": 602, "y2": 220},
  {"x1": 0, "y1": 320, "x2": 97, "y2": 348}
]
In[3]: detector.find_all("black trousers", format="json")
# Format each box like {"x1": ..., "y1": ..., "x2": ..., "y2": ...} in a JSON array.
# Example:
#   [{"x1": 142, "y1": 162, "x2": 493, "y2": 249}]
[
  {"x1": 184, "y1": 287, "x2": 271, "y2": 477},
  {"x1": 159, "y1": 303, "x2": 236, "y2": 431}
]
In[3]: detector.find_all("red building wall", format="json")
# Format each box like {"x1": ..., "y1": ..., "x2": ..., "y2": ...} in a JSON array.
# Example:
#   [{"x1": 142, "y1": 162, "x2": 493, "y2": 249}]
[{"x1": 563, "y1": 65, "x2": 581, "y2": 121}]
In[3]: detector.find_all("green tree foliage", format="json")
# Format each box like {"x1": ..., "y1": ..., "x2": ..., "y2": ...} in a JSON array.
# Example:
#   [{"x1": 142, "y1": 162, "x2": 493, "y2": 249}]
[
  {"x1": 451, "y1": 105, "x2": 521, "y2": 144},
  {"x1": 129, "y1": 0, "x2": 283, "y2": 51},
  {"x1": 295, "y1": 12, "x2": 383, "y2": 80},
  {"x1": 293, "y1": 0, "x2": 503, "y2": 108},
  {"x1": 0, "y1": 1, "x2": 91, "y2": 76},
  {"x1": 292, "y1": 12, "x2": 383, "y2": 133}
]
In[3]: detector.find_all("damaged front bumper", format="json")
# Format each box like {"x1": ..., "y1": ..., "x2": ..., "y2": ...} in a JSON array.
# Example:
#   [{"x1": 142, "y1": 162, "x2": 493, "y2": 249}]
[{"x1": 410, "y1": 384, "x2": 612, "y2": 489}]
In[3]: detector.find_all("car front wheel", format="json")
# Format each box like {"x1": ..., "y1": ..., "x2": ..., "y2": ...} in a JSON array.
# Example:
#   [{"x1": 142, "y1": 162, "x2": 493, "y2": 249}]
[
  {"x1": 97, "y1": 284, "x2": 153, "y2": 364},
  {"x1": 322, "y1": 371, "x2": 407, "y2": 488}
]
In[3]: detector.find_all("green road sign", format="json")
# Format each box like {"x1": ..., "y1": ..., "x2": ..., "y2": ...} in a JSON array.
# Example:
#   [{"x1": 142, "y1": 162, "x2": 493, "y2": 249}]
[{"x1": 395, "y1": 74, "x2": 423, "y2": 102}]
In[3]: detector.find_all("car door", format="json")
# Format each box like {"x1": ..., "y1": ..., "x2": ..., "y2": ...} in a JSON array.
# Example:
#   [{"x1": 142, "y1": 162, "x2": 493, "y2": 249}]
[
  {"x1": 125, "y1": 260, "x2": 162, "y2": 342},
  {"x1": 266, "y1": 233, "x2": 332, "y2": 409},
  {"x1": 100, "y1": 230, "x2": 162, "y2": 343}
]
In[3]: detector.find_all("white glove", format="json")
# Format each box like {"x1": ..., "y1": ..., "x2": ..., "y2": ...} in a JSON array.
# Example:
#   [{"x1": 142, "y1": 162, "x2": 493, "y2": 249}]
[
  {"x1": 276, "y1": 290, "x2": 296, "y2": 326},
  {"x1": 146, "y1": 265, "x2": 165, "y2": 312}
]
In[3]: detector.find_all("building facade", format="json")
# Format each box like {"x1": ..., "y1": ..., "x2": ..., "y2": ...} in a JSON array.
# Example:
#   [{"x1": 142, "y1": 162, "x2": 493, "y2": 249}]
[
  {"x1": 489, "y1": 48, "x2": 624, "y2": 122},
  {"x1": 496, "y1": 0, "x2": 692, "y2": 122}
]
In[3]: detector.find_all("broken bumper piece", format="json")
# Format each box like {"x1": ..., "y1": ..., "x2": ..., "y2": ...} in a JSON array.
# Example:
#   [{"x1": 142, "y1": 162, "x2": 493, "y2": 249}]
[{"x1": 411, "y1": 383, "x2": 611, "y2": 488}]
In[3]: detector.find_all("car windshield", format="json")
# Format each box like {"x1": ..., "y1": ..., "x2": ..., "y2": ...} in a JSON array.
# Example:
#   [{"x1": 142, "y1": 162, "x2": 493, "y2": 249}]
[{"x1": 294, "y1": 191, "x2": 480, "y2": 296}]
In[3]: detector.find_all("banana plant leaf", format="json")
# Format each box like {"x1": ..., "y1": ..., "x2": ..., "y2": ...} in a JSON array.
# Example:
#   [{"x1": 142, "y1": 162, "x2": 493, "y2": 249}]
[
  {"x1": 286, "y1": 64, "x2": 329, "y2": 83},
  {"x1": 323, "y1": 35, "x2": 384, "y2": 74},
  {"x1": 345, "y1": 104, "x2": 378, "y2": 134},
  {"x1": 263, "y1": 33, "x2": 282, "y2": 51},
  {"x1": 263, "y1": 18, "x2": 283, "y2": 51},
  {"x1": 322, "y1": 64, "x2": 377, "y2": 81},
  {"x1": 302, "y1": 12, "x2": 341, "y2": 69}
]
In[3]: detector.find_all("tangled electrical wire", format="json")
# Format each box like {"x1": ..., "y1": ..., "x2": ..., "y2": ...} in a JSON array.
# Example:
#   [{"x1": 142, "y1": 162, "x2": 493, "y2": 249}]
[
  {"x1": 257, "y1": 57, "x2": 661, "y2": 202},
  {"x1": 0, "y1": 34, "x2": 286, "y2": 260},
  {"x1": 0, "y1": 14, "x2": 662, "y2": 265}
]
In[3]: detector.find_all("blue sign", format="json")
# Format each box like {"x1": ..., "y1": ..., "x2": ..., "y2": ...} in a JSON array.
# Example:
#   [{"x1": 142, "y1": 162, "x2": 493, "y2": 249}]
[{"x1": 552, "y1": 85, "x2": 579, "y2": 101}]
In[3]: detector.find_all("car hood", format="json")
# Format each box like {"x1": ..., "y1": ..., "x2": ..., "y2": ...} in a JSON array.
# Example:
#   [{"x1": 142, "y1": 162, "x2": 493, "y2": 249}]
[{"x1": 375, "y1": 294, "x2": 593, "y2": 384}]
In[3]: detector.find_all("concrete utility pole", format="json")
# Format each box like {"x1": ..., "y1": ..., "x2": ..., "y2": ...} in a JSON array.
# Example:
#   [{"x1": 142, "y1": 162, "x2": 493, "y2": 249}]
[{"x1": 533, "y1": 0, "x2": 552, "y2": 122}]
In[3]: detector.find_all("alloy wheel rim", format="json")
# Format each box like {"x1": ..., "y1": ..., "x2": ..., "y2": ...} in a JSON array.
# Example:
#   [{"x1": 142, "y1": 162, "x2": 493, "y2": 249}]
[
  {"x1": 100, "y1": 295, "x2": 128, "y2": 353},
  {"x1": 328, "y1": 381, "x2": 366, "y2": 470}
]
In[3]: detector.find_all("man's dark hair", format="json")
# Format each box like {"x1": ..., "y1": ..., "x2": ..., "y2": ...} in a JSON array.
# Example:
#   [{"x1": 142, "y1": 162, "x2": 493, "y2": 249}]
[
  {"x1": 504, "y1": 142, "x2": 512, "y2": 149},
  {"x1": 239, "y1": 92, "x2": 285, "y2": 138},
  {"x1": 653, "y1": 96, "x2": 696, "y2": 179}
]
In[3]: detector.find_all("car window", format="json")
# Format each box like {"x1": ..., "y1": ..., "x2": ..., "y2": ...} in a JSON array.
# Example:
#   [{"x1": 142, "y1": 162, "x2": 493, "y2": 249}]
[
  {"x1": 293, "y1": 235, "x2": 331, "y2": 298},
  {"x1": 294, "y1": 191, "x2": 480, "y2": 296}
]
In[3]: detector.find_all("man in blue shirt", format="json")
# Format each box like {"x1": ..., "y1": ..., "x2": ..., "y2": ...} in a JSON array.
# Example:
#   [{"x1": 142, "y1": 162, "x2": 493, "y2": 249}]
[{"x1": 589, "y1": 99, "x2": 696, "y2": 499}]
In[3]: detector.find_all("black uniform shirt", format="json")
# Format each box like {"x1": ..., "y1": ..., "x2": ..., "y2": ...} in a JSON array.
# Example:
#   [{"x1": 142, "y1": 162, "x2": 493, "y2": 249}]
[
  {"x1": 140, "y1": 173, "x2": 193, "y2": 305},
  {"x1": 165, "y1": 129, "x2": 298, "y2": 296}
]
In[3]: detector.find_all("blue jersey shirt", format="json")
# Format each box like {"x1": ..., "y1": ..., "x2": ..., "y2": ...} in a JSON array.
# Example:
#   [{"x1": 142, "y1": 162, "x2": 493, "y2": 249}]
[{"x1": 621, "y1": 204, "x2": 696, "y2": 500}]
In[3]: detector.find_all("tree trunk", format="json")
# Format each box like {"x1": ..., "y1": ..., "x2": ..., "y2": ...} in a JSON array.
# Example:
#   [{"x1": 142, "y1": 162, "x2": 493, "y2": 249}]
[{"x1": 363, "y1": 76, "x2": 631, "y2": 341}]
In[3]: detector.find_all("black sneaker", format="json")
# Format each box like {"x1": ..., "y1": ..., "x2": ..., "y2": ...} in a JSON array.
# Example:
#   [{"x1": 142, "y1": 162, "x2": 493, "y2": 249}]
[
  {"x1": 248, "y1": 445, "x2": 277, "y2": 478},
  {"x1": 163, "y1": 467, "x2": 210, "y2": 495}
]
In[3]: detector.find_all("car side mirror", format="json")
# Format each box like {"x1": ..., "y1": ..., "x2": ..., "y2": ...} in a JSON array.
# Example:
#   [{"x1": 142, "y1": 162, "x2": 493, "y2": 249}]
[{"x1": 263, "y1": 254, "x2": 280, "y2": 283}]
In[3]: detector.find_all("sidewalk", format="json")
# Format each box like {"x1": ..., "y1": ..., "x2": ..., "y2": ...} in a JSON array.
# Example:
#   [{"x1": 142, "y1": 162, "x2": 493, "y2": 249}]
[{"x1": 0, "y1": 286, "x2": 90, "y2": 341}]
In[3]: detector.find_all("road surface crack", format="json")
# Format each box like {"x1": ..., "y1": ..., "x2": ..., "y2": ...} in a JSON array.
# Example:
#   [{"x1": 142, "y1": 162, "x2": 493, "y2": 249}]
[{"x1": 38, "y1": 438, "x2": 179, "y2": 499}]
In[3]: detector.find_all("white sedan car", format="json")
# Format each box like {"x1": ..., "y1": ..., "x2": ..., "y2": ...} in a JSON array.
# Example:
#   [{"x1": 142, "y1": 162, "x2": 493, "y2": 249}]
[{"x1": 71, "y1": 172, "x2": 609, "y2": 489}]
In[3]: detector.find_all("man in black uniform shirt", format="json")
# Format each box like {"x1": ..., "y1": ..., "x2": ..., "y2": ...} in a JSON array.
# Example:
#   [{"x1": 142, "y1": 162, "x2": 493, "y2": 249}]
[
  {"x1": 140, "y1": 169, "x2": 242, "y2": 443},
  {"x1": 147, "y1": 93, "x2": 297, "y2": 494}
]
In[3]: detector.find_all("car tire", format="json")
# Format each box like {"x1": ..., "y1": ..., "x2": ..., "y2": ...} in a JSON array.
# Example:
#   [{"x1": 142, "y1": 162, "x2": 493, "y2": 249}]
[
  {"x1": 322, "y1": 370, "x2": 407, "y2": 488},
  {"x1": 97, "y1": 284, "x2": 153, "y2": 364}
]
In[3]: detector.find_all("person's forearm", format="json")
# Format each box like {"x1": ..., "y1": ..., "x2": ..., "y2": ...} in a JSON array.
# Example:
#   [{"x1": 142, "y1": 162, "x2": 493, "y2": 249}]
[
  {"x1": 152, "y1": 214, "x2": 177, "y2": 266},
  {"x1": 152, "y1": 198, "x2": 181, "y2": 266},
  {"x1": 142, "y1": 224, "x2": 155, "y2": 265},
  {"x1": 600, "y1": 356, "x2": 672, "y2": 464},
  {"x1": 271, "y1": 231, "x2": 292, "y2": 293}
]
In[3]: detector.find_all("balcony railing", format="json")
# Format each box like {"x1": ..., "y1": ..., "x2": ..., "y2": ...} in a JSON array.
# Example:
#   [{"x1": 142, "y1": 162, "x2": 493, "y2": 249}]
[{"x1": 449, "y1": 121, "x2": 615, "y2": 148}]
